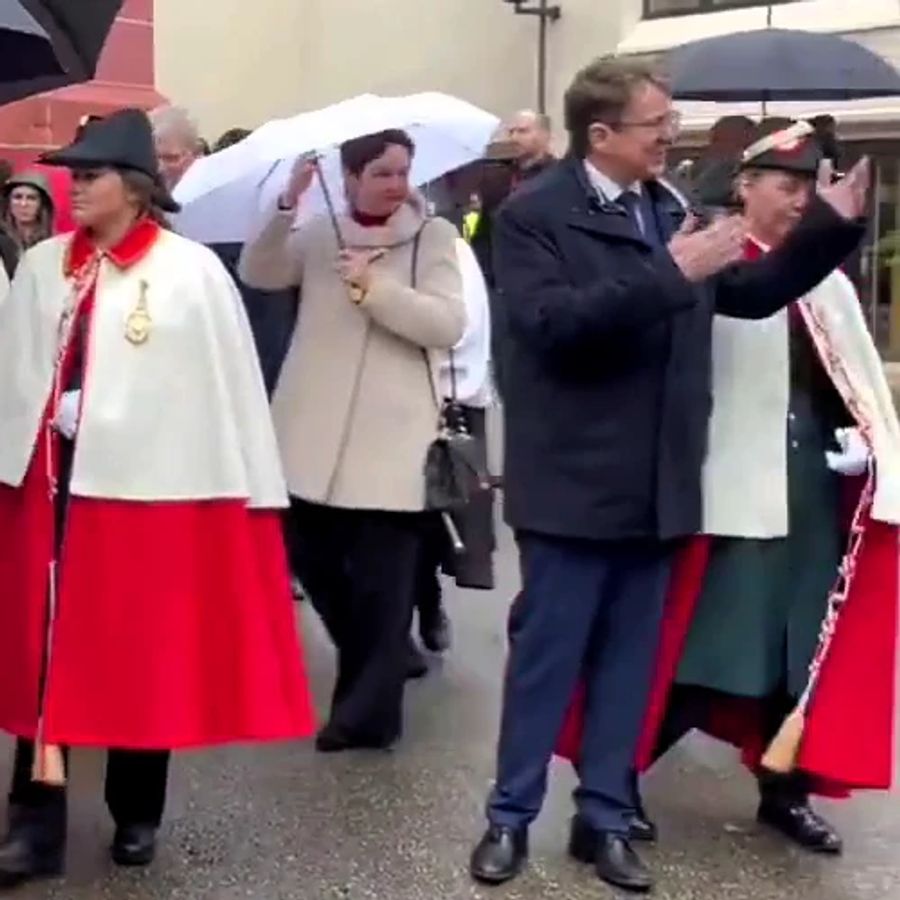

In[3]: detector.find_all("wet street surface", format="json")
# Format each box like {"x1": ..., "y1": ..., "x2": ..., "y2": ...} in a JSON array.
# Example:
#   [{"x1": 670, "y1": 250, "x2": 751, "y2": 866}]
[{"x1": 2, "y1": 521, "x2": 898, "y2": 899}]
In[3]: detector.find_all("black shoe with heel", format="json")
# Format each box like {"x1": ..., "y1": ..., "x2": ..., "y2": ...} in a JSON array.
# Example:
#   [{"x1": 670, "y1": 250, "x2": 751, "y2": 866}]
[
  {"x1": 111, "y1": 823, "x2": 157, "y2": 867},
  {"x1": 757, "y1": 771, "x2": 843, "y2": 855}
]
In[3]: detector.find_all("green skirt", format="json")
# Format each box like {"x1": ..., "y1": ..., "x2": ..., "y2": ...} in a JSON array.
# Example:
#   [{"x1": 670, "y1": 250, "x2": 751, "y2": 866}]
[{"x1": 677, "y1": 394, "x2": 843, "y2": 699}]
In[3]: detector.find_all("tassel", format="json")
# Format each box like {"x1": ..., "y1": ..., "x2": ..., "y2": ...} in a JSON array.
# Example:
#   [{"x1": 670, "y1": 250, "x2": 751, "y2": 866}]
[
  {"x1": 31, "y1": 741, "x2": 66, "y2": 786},
  {"x1": 760, "y1": 707, "x2": 805, "y2": 774}
]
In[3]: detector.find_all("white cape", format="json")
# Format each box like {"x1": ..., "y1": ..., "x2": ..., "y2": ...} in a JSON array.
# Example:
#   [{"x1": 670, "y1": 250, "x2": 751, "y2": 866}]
[
  {"x1": 703, "y1": 266, "x2": 900, "y2": 537},
  {"x1": 0, "y1": 229, "x2": 287, "y2": 508}
]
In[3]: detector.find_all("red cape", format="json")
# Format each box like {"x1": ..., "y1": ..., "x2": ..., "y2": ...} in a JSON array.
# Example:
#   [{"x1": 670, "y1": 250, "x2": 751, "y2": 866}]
[
  {"x1": 556, "y1": 494, "x2": 898, "y2": 795},
  {"x1": 0, "y1": 222, "x2": 317, "y2": 749}
]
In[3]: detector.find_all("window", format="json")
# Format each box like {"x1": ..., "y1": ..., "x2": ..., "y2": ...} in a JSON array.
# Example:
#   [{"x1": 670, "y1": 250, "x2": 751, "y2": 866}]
[{"x1": 643, "y1": 0, "x2": 797, "y2": 17}]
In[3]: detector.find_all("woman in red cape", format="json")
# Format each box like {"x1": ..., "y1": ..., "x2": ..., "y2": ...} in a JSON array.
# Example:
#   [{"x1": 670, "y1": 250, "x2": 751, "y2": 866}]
[
  {"x1": 0, "y1": 110, "x2": 315, "y2": 888},
  {"x1": 557, "y1": 121, "x2": 900, "y2": 857}
]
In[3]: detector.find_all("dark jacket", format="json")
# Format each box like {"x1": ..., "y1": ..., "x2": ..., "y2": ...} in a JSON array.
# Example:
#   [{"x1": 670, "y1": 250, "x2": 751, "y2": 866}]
[
  {"x1": 496, "y1": 156, "x2": 865, "y2": 542},
  {"x1": 0, "y1": 230, "x2": 18, "y2": 281},
  {"x1": 209, "y1": 242, "x2": 297, "y2": 397}
]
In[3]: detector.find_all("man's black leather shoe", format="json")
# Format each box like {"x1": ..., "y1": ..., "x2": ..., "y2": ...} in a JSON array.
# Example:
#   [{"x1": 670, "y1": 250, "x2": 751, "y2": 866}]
[
  {"x1": 111, "y1": 824, "x2": 157, "y2": 867},
  {"x1": 568, "y1": 819, "x2": 653, "y2": 893},
  {"x1": 470, "y1": 825, "x2": 528, "y2": 885},
  {"x1": 569, "y1": 812, "x2": 657, "y2": 855}
]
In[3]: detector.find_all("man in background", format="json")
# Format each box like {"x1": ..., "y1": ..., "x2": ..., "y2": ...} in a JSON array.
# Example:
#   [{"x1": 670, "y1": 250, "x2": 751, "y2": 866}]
[
  {"x1": 507, "y1": 110, "x2": 556, "y2": 185},
  {"x1": 150, "y1": 106, "x2": 201, "y2": 191}
]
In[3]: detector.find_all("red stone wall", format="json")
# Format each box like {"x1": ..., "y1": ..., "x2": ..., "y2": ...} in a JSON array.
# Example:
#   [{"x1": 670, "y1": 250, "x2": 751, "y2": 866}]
[{"x1": 0, "y1": 0, "x2": 166, "y2": 168}]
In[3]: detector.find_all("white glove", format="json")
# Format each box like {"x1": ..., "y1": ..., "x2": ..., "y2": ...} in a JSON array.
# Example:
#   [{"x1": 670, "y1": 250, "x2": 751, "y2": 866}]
[
  {"x1": 825, "y1": 427, "x2": 869, "y2": 476},
  {"x1": 53, "y1": 390, "x2": 81, "y2": 440}
]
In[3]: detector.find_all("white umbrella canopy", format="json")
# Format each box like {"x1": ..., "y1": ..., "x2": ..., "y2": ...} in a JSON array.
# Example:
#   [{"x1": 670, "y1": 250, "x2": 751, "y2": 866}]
[{"x1": 173, "y1": 92, "x2": 500, "y2": 244}]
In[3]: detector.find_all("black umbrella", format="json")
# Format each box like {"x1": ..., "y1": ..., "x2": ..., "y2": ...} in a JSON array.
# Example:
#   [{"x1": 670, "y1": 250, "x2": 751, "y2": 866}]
[
  {"x1": 0, "y1": 0, "x2": 124, "y2": 105},
  {"x1": 668, "y1": 28, "x2": 900, "y2": 102}
]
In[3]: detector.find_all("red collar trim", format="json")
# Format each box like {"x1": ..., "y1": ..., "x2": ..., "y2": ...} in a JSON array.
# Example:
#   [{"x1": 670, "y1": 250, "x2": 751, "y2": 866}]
[{"x1": 64, "y1": 218, "x2": 161, "y2": 277}]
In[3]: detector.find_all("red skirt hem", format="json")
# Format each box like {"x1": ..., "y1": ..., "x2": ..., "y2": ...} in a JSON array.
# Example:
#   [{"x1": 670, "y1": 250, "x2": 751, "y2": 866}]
[
  {"x1": 556, "y1": 519, "x2": 898, "y2": 796},
  {"x1": 0, "y1": 444, "x2": 317, "y2": 749}
]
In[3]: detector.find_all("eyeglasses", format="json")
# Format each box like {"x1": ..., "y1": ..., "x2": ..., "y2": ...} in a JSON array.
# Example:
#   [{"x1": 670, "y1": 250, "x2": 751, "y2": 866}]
[{"x1": 593, "y1": 111, "x2": 682, "y2": 135}]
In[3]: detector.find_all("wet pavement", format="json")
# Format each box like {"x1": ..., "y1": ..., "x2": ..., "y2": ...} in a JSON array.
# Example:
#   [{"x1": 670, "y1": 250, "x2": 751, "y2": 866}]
[{"x1": 2, "y1": 521, "x2": 898, "y2": 899}]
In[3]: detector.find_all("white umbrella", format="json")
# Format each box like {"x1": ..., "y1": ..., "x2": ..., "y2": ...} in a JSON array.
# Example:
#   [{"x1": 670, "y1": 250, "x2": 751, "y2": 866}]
[{"x1": 173, "y1": 92, "x2": 500, "y2": 244}]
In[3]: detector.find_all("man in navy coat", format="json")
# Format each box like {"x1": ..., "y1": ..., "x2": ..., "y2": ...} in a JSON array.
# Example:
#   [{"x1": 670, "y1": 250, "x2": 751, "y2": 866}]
[{"x1": 469, "y1": 57, "x2": 869, "y2": 893}]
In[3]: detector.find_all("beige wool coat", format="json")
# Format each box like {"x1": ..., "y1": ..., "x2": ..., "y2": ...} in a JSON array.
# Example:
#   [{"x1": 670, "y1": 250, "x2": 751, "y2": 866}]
[{"x1": 239, "y1": 192, "x2": 465, "y2": 512}]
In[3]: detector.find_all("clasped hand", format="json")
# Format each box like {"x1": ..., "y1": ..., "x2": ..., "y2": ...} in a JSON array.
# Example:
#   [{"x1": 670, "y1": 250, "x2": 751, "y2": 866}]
[
  {"x1": 336, "y1": 248, "x2": 386, "y2": 293},
  {"x1": 668, "y1": 215, "x2": 747, "y2": 283}
]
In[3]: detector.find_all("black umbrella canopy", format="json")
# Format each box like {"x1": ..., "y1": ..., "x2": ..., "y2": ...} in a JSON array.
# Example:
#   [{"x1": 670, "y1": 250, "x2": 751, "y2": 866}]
[
  {"x1": 668, "y1": 28, "x2": 900, "y2": 102},
  {"x1": 0, "y1": 0, "x2": 124, "y2": 105}
]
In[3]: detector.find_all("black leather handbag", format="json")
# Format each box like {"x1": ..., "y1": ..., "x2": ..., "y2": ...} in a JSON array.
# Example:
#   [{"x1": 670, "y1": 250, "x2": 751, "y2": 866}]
[{"x1": 413, "y1": 227, "x2": 489, "y2": 547}]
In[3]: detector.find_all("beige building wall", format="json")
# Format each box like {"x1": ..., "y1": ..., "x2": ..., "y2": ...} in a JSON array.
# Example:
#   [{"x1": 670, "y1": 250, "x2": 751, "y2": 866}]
[
  {"x1": 154, "y1": 0, "x2": 630, "y2": 144},
  {"x1": 155, "y1": 0, "x2": 900, "y2": 144}
]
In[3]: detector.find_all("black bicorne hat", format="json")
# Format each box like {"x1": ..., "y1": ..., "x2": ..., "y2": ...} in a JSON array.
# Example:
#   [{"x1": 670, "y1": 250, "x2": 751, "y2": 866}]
[
  {"x1": 739, "y1": 120, "x2": 823, "y2": 177},
  {"x1": 39, "y1": 109, "x2": 180, "y2": 213}
]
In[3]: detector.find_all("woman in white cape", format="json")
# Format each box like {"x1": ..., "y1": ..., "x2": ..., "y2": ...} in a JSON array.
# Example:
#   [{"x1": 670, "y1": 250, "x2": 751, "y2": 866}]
[{"x1": 0, "y1": 109, "x2": 315, "y2": 887}]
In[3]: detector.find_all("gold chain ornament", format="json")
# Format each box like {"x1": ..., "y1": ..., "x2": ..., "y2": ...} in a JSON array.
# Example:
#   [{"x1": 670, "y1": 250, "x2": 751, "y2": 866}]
[{"x1": 125, "y1": 279, "x2": 152, "y2": 345}]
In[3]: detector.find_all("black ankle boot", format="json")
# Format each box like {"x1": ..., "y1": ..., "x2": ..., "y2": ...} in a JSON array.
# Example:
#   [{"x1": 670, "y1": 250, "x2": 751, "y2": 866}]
[
  {"x1": 0, "y1": 800, "x2": 66, "y2": 889},
  {"x1": 419, "y1": 605, "x2": 452, "y2": 654},
  {"x1": 757, "y1": 771, "x2": 843, "y2": 855},
  {"x1": 405, "y1": 640, "x2": 429, "y2": 680}
]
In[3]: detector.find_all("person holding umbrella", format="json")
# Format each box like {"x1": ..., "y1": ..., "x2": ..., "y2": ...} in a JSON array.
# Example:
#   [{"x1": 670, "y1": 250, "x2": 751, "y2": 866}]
[
  {"x1": 0, "y1": 108, "x2": 316, "y2": 888},
  {"x1": 240, "y1": 129, "x2": 464, "y2": 752}
]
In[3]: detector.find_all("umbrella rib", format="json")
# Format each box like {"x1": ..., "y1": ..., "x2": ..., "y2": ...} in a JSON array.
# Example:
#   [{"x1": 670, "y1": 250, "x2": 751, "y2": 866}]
[{"x1": 20, "y1": 0, "x2": 91, "y2": 78}]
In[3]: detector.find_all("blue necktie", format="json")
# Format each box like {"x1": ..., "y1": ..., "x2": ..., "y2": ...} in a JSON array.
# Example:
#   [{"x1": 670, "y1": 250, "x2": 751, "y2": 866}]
[{"x1": 620, "y1": 190, "x2": 663, "y2": 249}]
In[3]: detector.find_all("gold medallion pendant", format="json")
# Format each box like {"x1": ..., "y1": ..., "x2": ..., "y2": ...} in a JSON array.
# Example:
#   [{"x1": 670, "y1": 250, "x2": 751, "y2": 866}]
[{"x1": 125, "y1": 279, "x2": 152, "y2": 345}]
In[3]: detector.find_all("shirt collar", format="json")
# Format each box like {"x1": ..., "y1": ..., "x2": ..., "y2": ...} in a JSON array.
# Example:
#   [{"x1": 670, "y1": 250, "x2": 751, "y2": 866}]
[{"x1": 583, "y1": 159, "x2": 642, "y2": 204}]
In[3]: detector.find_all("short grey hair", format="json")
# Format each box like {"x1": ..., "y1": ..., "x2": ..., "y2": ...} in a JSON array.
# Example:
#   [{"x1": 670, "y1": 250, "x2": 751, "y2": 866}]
[
  {"x1": 512, "y1": 109, "x2": 552, "y2": 132},
  {"x1": 149, "y1": 105, "x2": 200, "y2": 152}
]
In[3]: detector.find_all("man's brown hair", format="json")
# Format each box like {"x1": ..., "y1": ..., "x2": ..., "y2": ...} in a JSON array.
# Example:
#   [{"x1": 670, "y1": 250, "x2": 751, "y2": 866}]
[{"x1": 564, "y1": 56, "x2": 669, "y2": 158}]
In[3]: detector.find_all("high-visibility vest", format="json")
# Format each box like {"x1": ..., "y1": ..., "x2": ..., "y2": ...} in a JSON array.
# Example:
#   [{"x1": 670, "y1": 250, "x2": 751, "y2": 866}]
[{"x1": 462, "y1": 210, "x2": 481, "y2": 244}]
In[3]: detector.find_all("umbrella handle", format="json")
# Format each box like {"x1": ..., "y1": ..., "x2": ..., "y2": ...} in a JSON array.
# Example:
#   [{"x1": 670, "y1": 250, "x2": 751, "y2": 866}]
[{"x1": 313, "y1": 158, "x2": 346, "y2": 250}]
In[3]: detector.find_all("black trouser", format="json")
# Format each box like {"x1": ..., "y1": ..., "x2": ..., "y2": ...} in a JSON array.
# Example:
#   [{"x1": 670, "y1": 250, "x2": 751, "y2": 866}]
[
  {"x1": 287, "y1": 499, "x2": 426, "y2": 743},
  {"x1": 10, "y1": 739, "x2": 169, "y2": 828},
  {"x1": 415, "y1": 515, "x2": 446, "y2": 633}
]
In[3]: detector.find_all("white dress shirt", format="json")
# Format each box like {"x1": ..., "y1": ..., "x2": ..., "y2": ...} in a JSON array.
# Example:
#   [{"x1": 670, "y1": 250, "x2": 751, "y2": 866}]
[
  {"x1": 439, "y1": 238, "x2": 493, "y2": 408},
  {"x1": 583, "y1": 159, "x2": 645, "y2": 234}
]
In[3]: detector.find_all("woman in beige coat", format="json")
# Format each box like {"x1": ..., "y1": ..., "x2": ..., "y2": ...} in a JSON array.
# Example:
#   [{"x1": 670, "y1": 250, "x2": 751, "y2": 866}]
[{"x1": 240, "y1": 130, "x2": 464, "y2": 752}]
